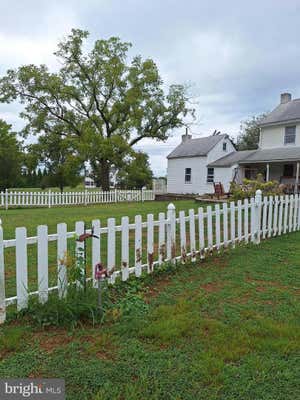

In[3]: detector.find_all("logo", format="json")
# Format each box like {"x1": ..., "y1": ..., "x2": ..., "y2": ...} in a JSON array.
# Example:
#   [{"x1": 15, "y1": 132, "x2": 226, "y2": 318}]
[{"x1": 0, "y1": 379, "x2": 65, "y2": 399}]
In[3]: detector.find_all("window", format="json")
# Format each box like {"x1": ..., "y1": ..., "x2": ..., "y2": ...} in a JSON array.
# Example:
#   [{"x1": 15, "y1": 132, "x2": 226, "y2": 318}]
[
  {"x1": 207, "y1": 167, "x2": 214, "y2": 183},
  {"x1": 283, "y1": 164, "x2": 294, "y2": 177},
  {"x1": 185, "y1": 168, "x2": 192, "y2": 183},
  {"x1": 223, "y1": 142, "x2": 227, "y2": 151},
  {"x1": 284, "y1": 126, "x2": 296, "y2": 145}
]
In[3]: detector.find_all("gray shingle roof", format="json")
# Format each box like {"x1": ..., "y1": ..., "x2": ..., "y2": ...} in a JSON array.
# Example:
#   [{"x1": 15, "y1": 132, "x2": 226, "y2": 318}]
[
  {"x1": 167, "y1": 134, "x2": 226, "y2": 159},
  {"x1": 260, "y1": 99, "x2": 300, "y2": 126},
  {"x1": 238, "y1": 146, "x2": 300, "y2": 164},
  {"x1": 208, "y1": 150, "x2": 256, "y2": 167}
]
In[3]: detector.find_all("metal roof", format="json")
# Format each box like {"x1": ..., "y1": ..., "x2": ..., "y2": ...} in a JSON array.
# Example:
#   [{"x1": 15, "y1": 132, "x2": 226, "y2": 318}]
[
  {"x1": 238, "y1": 146, "x2": 300, "y2": 164},
  {"x1": 208, "y1": 150, "x2": 256, "y2": 167},
  {"x1": 167, "y1": 134, "x2": 226, "y2": 159},
  {"x1": 260, "y1": 99, "x2": 300, "y2": 126}
]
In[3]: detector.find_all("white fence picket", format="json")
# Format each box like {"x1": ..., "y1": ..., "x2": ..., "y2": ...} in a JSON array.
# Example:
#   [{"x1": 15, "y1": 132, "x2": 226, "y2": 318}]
[
  {"x1": 288, "y1": 195, "x2": 294, "y2": 233},
  {"x1": 107, "y1": 218, "x2": 116, "y2": 283},
  {"x1": 37, "y1": 225, "x2": 48, "y2": 304},
  {"x1": 92, "y1": 219, "x2": 101, "y2": 286},
  {"x1": 135, "y1": 215, "x2": 142, "y2": 277},
  {"x1": 57, "y1": 223, "x2": 67, "y2": 298},
  {"x1": 121, "y1": 216, "x2": 129, "y2": 280},
  {"x1": 237, "y1": 200, "x2": 242, "y2": 242},
  {"x1": 189, "y1": 209, "x2": 196, "y2": 261},
  {"x1": 215, "y1": 204, "x2": 221, "y2": 251},
  {"x1": 75, "y1": 221, "x2": 85, "y2": 288},
  {"x1": 230, "y1": 202, "x2": 235, "y2": 248},
  {"x1": 198, "y1": 207, "x2": 205, "y2": 258},
  {"x1": 223, "y1": 203, "x2": 228, "y2": 246},
  {"x1": 207, "y1": 206, "x2": 213, "y2": 252},
  {"x1": 278, "y1": 195, "x2": 284, "y2": 235},
  {"x1": 158, "y1": 212, "x2": 165, "y2": 265},
  {"x1": 147, "y1": 214, "x2": 154, "y2": 272},
  {"x1": 262, "y1": 197, "x2": 268, "y2": 239},
  {"x1": 179, "y1": 211, "x2": 187, "y2": 263},
  {"x1": 244, "y1": 199, "x2": 249, "y2": 243},
  {"x1": 284, "y1": 195, "x2": 289, "y2": 234},
  {"x1": 273, "y1": 196, "x2": 279, "y2": 236},
  {"x1": 293, "y1": 194, "x2": 298, "y2": 231},
  {"x1": 16, "y1": 227, "x2": 28, "y2": 310}
]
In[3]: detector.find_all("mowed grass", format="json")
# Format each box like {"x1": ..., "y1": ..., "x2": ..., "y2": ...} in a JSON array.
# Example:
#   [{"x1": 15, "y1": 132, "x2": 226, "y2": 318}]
[
  {"x1": 1, "y1": 200, "x2": 204, "y2": 297},
  {"x1": 0, "y1": 232, "x2": 300, "y2": 399}
]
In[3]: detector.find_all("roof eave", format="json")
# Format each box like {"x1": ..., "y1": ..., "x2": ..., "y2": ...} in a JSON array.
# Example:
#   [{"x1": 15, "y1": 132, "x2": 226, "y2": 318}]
[{"x1": 259, "y1": 118, "x2": 300, "y2": 127}]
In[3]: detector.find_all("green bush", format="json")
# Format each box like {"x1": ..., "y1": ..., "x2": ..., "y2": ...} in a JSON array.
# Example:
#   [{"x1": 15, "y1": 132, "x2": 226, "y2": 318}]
[{"x1": 230, "y1": 174, "x2": 284, "y2": 201}]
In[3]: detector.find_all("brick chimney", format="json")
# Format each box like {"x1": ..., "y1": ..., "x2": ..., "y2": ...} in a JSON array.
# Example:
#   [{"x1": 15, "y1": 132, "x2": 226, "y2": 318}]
[
  {"x1": 280, "y1": 92, "x2": 292, "y2": 104},
  {"x1": 182, "y1": 127, "x2": 192, "y2": 143}
]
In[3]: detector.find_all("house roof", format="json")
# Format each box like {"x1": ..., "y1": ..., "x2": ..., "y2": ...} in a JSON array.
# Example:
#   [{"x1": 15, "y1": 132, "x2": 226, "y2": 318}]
[
  {"x1": 167, "y1": 134, "x2": 226, "y2": 159},
  {"x1": 209, "y1": 146, "x2": 300, "y2": 167},
  {"x1": 238, "y1": 146, "x2": 300, "y2": 164},
  {"x1": 208, "y1": 150, "x2": 256, "y2": 167},
  {"x1": 260, "y1": 98, "x2": 300, "y2": 126}
]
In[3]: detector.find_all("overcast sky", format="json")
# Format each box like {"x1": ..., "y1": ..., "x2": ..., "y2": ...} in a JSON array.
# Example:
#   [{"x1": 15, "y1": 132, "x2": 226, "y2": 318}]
[{"x1": 1, "y1": 0, "x2": 300, "y2": 175}]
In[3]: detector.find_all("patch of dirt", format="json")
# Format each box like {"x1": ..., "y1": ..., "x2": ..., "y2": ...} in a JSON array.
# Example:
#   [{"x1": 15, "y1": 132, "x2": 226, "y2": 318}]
[
  {"x1": 246, "y1": 278, "x2": 299, "y2": 293},
  {"x1": 144, "y1": 276, "x2": 172, "y2": 302},
  {"x1": 200, "y1": 282, "x2": 223, "y2": 293},
  {"x1": 34, "y1": 330, "x2": 73, "y2": 353}
]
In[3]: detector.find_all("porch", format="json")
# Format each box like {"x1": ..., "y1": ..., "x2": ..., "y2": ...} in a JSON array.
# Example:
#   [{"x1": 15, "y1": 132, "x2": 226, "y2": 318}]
[{"x1": 237, "y1": 161, "x2": 300, "y2": 194}]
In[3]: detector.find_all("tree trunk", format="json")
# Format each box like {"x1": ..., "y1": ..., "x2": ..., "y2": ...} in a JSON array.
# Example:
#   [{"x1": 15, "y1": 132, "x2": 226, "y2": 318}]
[{"x1": 93, "y1": 160, "x2": 110, "y2": 191}]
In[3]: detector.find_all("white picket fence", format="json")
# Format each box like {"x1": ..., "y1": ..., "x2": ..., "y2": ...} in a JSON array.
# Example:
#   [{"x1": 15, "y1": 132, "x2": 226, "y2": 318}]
[
  {"x1": 1, "y1": 190, "x2": 300, "y2": 323},
  {"x1": 0, "y1": 189, "x2": 155, "y2": 209}
]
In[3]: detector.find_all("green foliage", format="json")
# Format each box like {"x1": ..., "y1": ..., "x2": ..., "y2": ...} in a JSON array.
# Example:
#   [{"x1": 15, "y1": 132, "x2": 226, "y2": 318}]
[
  {"x1": 16, "y1": 284, "x2": 102, "y2": 328},
  {"x1": 231, "y1": 174, "x2": 284, "y2": 200},
  {"x1": 0, "y1": 29, "x2": 193, "y2": 190},
  {"x1": 116, "y1": 151, "x2": 153, "y2": 189},
  {"x1": 0, "y1": 119, "x2": 22, "y2": 190},
  {"x1": 236, "y1": 114, "x2": 266, "y2": 150},
  {"x1": 0, "y1": 326, "x2": 28, "y2": 353},
  {"x1": 29, "y1": 133, "x2": 82, "y2": 192}
]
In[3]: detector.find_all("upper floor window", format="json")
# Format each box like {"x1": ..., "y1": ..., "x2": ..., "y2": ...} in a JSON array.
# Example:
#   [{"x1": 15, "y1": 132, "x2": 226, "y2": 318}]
[
  {"x1": 284, "y1": 126, "x2": 296, "y2": 145},
  {"x1": 207, "y1": 167, "x2": 214, "y2": 183},
  {"x1": 185, "y1": 168, "x2": 192, "y2": 183},
  {"x1": 223, "y1": 142, "x2": 227, "y2": 151}
]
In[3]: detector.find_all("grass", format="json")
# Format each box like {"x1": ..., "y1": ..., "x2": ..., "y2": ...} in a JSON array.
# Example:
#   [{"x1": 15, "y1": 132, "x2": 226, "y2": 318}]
[{"x1": 0, "y1": 231, "x2": 299, "y2": 399}]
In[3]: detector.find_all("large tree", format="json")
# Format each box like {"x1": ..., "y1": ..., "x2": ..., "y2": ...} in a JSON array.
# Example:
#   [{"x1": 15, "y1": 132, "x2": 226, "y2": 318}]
[
  {"x1": 0, "y1": 29, "x2": 193, "y2": 190},
  {"x1": 236, "y1": 114, "x2": 266, "y2": 150},
  {"x1": 0, "y1": 119, "x2": 22, "y2": 190}
]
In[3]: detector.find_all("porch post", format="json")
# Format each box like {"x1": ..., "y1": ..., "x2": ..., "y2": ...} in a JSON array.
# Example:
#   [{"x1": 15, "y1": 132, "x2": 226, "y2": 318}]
[
  {"x1": 266, "y1": 163, "x2": 270, "y2": 182},
  {"x1": 295, "y1": 162, "x2": 300, "y2": 194}
]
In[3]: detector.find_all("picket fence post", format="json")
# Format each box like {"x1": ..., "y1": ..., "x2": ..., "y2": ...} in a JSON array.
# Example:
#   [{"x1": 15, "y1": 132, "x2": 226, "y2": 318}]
[
  {"x1": 167, "y1": 203, "x2": 176, "y2": 263},
  {"x1": 0, "y1": 219, "x2": 5, "y2": 324},
  {"x1": 254, "y1": 189, "x2": 262, "y2": 244}
]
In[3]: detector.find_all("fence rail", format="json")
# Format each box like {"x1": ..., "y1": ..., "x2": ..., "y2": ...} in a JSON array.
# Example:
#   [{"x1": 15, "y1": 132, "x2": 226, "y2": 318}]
[
  {"x1": 1, "y1": 190, "x2": 300, "y2": 323},
  {"x1": 0, "y1": 189, "x2": 155, "y2": 209}
]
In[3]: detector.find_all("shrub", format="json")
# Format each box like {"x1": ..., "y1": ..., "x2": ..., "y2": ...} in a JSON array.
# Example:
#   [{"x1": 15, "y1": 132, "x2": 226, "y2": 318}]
[{"x1": 230, "y1": 174, "x2": 284, "y2": 201}]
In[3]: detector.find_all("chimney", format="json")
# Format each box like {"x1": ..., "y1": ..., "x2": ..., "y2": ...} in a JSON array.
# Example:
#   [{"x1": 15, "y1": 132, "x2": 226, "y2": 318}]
[
  {"x1": 182, "y1": 127, "x2": 192, "y2": 143},
  {"x1": 280, "y1": 92, "x2": 292, "y2": 104}
]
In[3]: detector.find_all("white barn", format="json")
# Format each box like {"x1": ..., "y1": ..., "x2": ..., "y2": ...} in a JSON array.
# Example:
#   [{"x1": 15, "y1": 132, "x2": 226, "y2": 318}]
[{"x1": 167, "y1": 92, "x2": 300, "y2": 195}]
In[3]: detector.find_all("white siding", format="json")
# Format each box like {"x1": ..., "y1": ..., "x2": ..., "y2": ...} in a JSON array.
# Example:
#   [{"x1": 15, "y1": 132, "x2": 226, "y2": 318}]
[
  {"x1": 167, "y1": 136, "x2": 236, "y2": 194},
  {"x1": 214, "y1": 166, "x2": 236, "y2": 192},
  {"x1": 260, "y1": 124, "x2": 300, "y2": 149}
]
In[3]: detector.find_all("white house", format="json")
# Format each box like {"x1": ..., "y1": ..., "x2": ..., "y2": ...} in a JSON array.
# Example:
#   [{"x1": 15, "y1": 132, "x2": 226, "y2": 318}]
[{"x1": 167, "y1": 92, "x2": 300, "y2": 195}]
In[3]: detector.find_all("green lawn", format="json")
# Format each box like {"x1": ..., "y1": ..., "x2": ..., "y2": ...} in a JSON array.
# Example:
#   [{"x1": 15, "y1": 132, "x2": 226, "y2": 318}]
[{"x1": 0, "y1": 231, "x2": 299, "y2": 399}]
